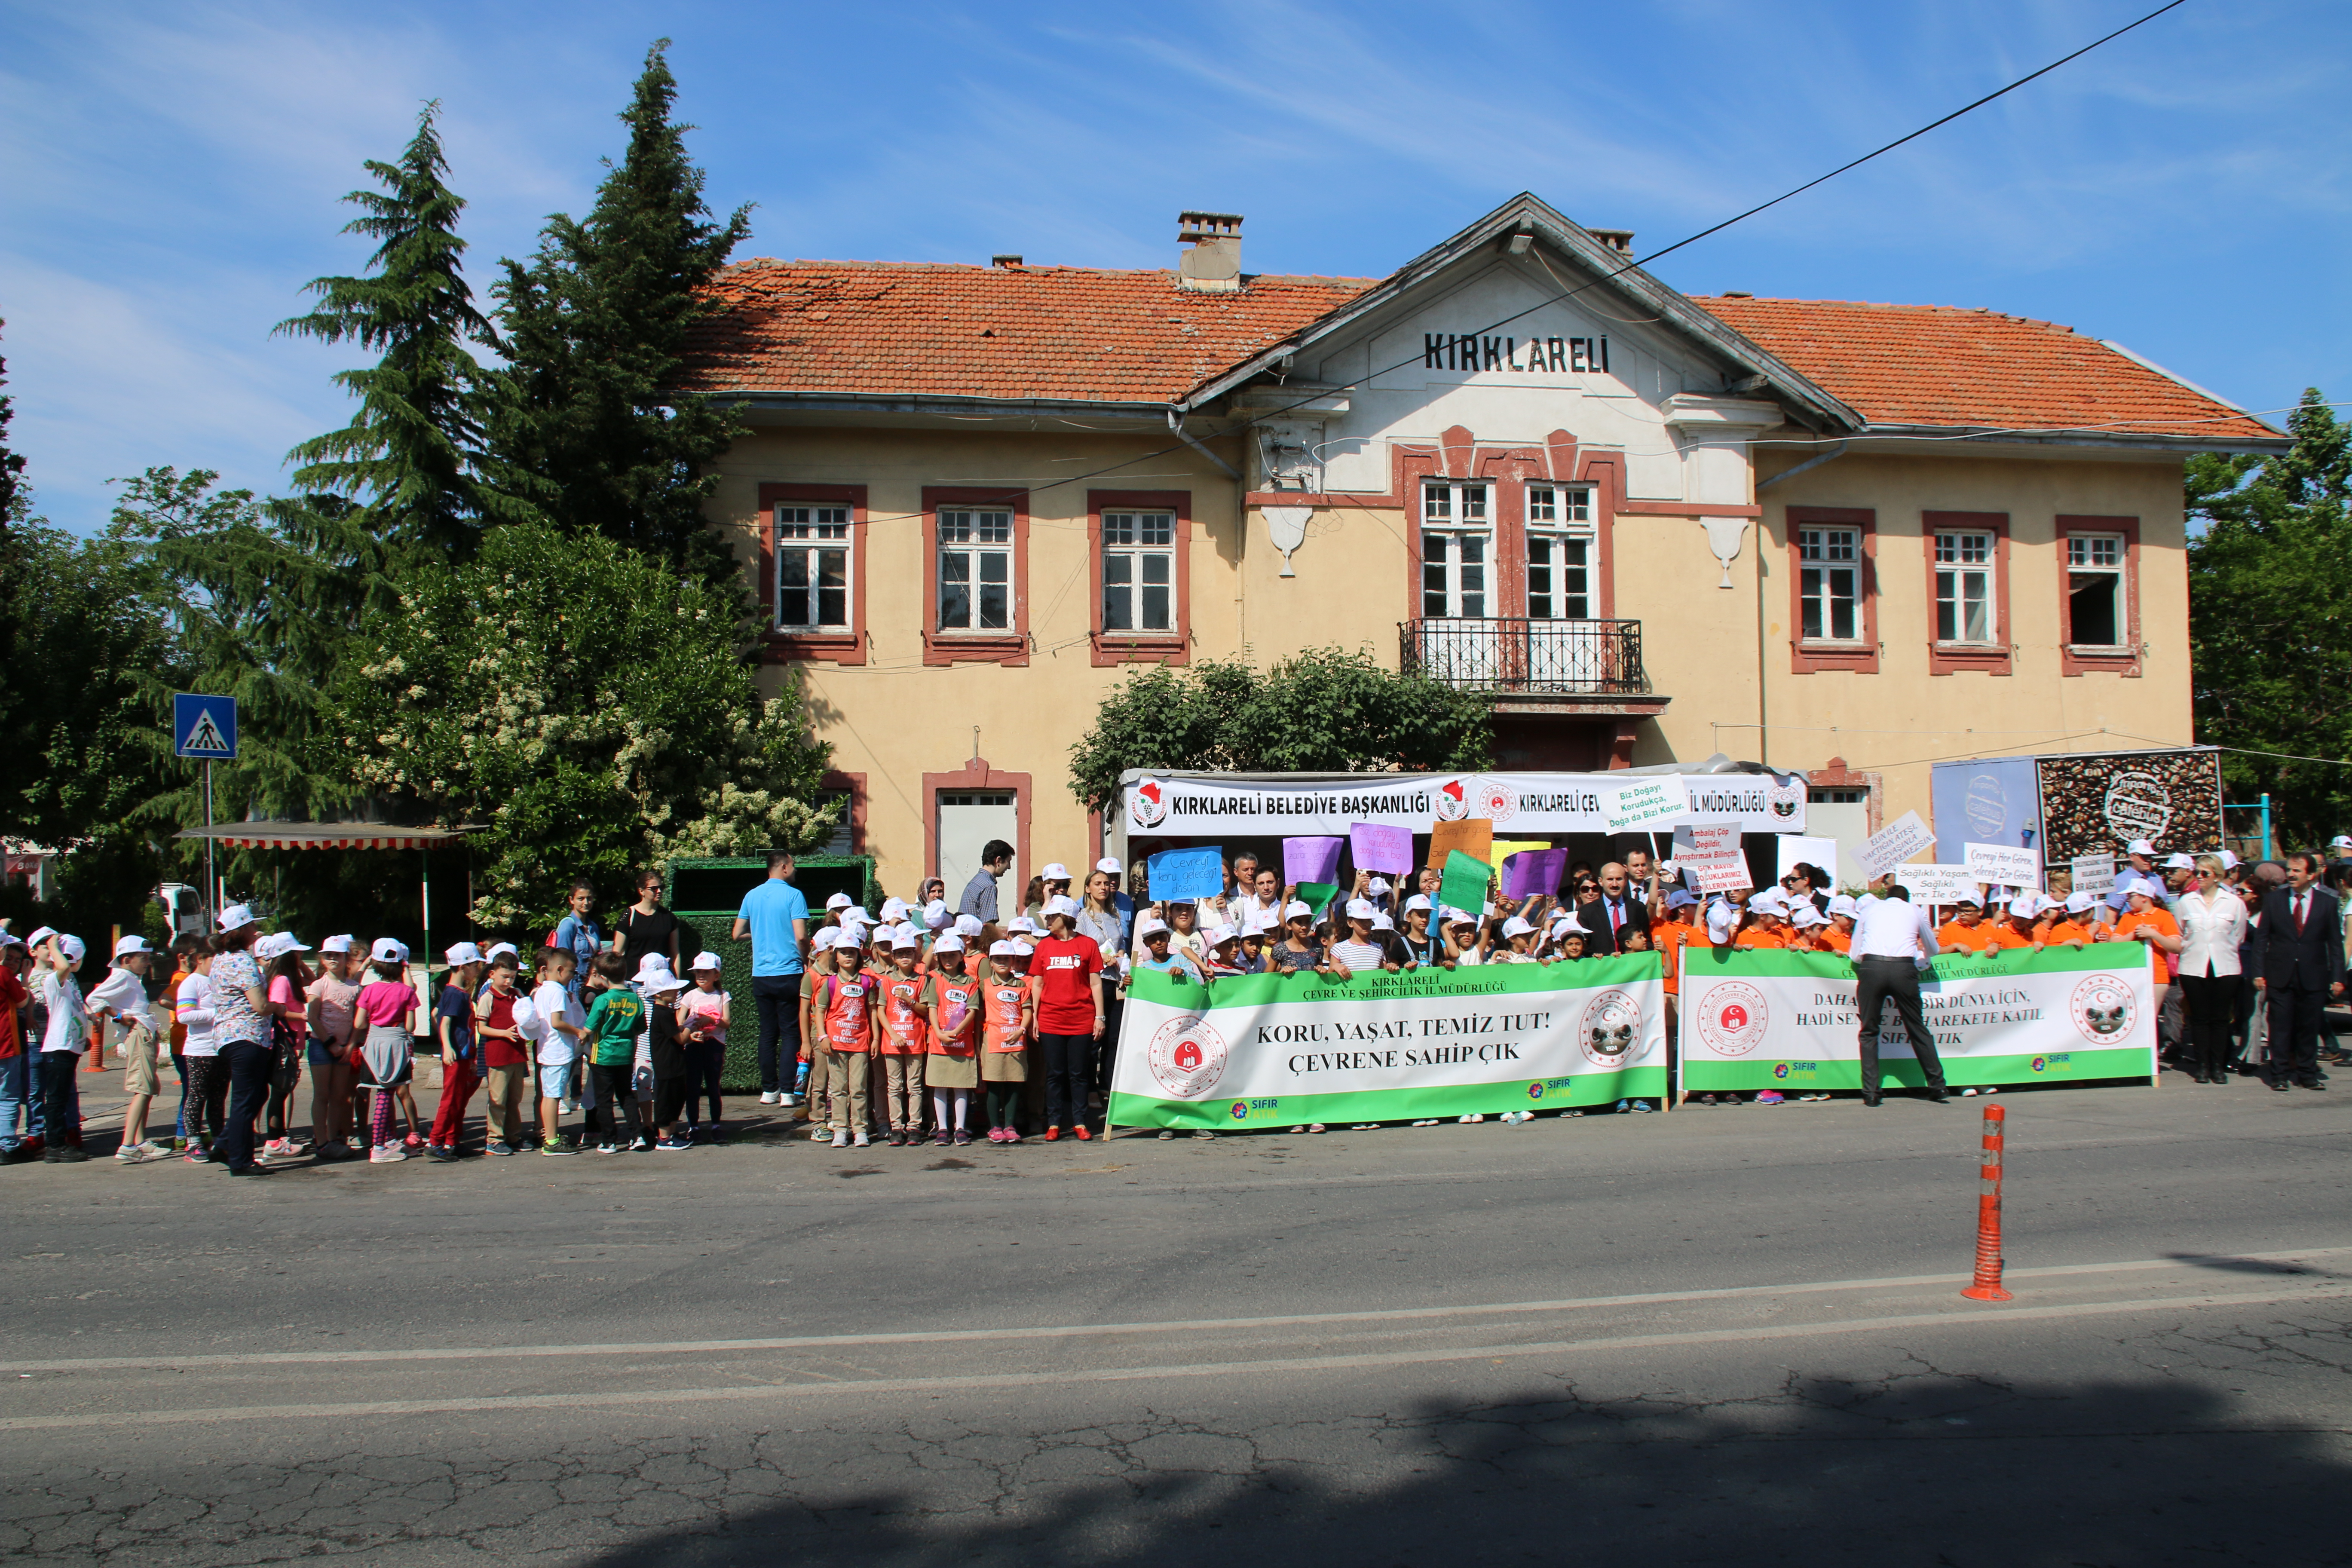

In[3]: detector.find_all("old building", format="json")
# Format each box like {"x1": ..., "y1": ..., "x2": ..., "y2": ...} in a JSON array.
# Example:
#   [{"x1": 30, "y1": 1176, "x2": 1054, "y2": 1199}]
[{"x1": 680, "y1": 194, "x2": 2282, "y2": 894}]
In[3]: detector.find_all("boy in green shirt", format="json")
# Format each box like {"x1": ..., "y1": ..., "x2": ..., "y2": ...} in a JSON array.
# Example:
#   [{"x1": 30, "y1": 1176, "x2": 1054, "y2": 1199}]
[{"x1": 581, "y1": 952, "x2": 647, "y2": 1153}]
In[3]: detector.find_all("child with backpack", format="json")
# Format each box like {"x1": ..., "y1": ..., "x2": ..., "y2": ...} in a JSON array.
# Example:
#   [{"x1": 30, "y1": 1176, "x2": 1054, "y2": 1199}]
[
  {"x1": 581, "y1": 952, "x2": 646, "y2": 1153},
  {"x1": 677, "y1": 952, "x2": 730, "y2": 1142}
]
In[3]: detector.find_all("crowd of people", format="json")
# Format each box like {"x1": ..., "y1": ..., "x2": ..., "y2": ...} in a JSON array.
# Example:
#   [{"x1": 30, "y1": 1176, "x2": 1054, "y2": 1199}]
[{"x1": 2, "y1": 832, "x2": 2346, "y2": 1171}]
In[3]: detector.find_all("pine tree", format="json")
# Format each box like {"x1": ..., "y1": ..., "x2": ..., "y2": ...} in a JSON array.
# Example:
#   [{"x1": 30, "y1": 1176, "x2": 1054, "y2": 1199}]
[
  {"x1": 277, "y1": 102, "x2": 532, "y2": 560},
  {"x1": 494, "y1": 40, "x2": 752, "y2": 585}
]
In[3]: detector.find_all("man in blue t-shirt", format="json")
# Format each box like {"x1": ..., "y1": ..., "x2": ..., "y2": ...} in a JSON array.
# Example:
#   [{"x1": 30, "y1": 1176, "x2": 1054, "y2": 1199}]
[{"x1": 731, "y1": 851, "x2": 811, "y2": 1105}]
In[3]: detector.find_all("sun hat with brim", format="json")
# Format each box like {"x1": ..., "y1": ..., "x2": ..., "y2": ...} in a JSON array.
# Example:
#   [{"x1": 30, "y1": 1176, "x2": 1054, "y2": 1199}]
[
  {"x1": 370, "y1": 937, "x2": 409, "y2": 965},
  {"x1": 112, "y1": 935, "x2": 155, "y2": 959},
  {"x1": 1040, "y1": 863, "x2": 1072, "y2": 882},
  {"x1": 1283, "y1": 901, "x2": 1314, "y2": 922},
  {"x1": 690, "y1": 951, "x2": 723, "y2": 971},
  {"x1": 989, "y1": 940, "x2": 1021, "y2": 958},
  {"x1": 255, "y1": 932, "x2": 313, "y2": 962},
  {"x1": 643, "y1": 972, "x2": 687, "y2": 997},
  {"x1": 1138, "y1": 918, "x2": 1171, "y2": 940},
  {"x1": 57, "y1": 934, "x2": 87, "y2": 964},
  {"x1": 25, "y1": 925, "x2": 58, "y2": 950},
  {"x1": 217, "y1": 904, "x2": 258, "y2": 932},
  {"x1": 1500, "y1": 916, "x2": 1534, "y2": 939},
  {"x1": 1096, "y1": 857, "x2": 1122, "y2": 875},
  {"x1": 443, "y1": 942, "x2": 484, "y2": 967},
  {"x1": 320, "y1": 934, "x2": 356, "y2": 955},
  {"x1": 825, "y1": 893, "x2": 852, "y2": 910},
  {"x1": 2126, "y1": 839, "x2": 2157, "y2": 856},
  {"x1": 932, "y1": 934, "x2": 965, "y2": 954}
]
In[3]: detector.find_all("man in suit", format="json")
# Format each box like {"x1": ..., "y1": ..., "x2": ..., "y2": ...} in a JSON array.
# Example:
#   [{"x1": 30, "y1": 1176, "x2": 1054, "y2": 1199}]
[
  {"x1": 2248, "y1": 852, "x2": 2346, "y2": 1091},
  {"x1": 1577, "y1": 862, "x2": 1651, "y2": 956}
]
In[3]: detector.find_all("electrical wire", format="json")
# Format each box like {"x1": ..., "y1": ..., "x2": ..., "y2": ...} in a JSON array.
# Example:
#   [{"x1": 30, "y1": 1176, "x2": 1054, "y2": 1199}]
[{"x1": 864, "y1": 0, "x2": 2195, "y2": 517}]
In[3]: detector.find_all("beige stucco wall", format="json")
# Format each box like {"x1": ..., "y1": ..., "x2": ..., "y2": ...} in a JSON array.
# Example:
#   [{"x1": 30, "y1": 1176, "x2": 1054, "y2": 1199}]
[
  {"x1": 710, "y1": 419, "x2": 2191, "y2": 896},
  {"x1": 1624, "y1": 447, "x2": 2192, "y2": 830},
  {"x1": 710, "y1": 421, "x2": 1411, "y2": 891}
]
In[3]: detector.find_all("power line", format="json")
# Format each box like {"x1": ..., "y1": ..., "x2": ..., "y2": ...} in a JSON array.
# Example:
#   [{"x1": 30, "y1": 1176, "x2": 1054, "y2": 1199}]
[{"x1": 872, "y1": 0, "x2": 2195, "y2": 515}]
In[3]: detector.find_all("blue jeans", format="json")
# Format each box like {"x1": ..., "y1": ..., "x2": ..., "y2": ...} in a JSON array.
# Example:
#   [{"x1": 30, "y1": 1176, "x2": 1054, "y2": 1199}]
[{"x1": 0, "y1": 1052, "x2": 27, "y2": 1151}]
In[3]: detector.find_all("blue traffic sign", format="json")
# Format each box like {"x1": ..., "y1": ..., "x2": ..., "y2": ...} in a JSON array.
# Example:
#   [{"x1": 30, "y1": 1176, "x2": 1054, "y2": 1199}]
[{"x1": 173, "y1": 693, "x2": 237, "y2": 760}]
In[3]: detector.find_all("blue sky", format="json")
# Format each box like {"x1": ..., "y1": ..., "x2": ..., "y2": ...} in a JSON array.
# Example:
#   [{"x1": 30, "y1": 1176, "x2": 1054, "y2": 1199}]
[{"x1": 4, "y1": 0, "x2": 2345, "y2": 532}]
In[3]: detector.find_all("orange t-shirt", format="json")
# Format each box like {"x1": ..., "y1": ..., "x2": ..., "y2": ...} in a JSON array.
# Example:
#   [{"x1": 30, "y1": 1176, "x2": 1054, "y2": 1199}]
[
  {"x1": 1981, "y1": 924, "x2": 2031, "y2": 950},
  {"x1": 876, "y1": 971, "x2": 927, "y2": 1055},
  {"x1": 1733, "y1": 925, "x2": 1788, "y2": 950},
  {"x1": 1936, "y1": 920, "x2": 2001, "y2": 953},
  {"x1": 1655, "y1": 917, "x2": 1697, "y2": 995},
  {"x1": 1815, "y1": 926, "x2": 1852, "y2": 954},
  {"x1": 2110, "y1": 907, "x2": 2180, "y2": 980},
  {"x1": 2041, "y1": 919, "x2": 2093, "y2": 947}
]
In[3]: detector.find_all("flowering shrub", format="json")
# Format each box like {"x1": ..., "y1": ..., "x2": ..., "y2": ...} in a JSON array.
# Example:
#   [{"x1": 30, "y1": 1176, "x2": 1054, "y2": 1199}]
[{"x1": 329, "y1": 523, "x2": 836, "y2": 924}]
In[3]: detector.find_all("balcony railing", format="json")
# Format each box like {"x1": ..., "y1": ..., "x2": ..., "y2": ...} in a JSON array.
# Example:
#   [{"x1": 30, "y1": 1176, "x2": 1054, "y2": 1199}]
[{"x1": 1400, "y1": 617, "x2": 1650, "y2": 695}]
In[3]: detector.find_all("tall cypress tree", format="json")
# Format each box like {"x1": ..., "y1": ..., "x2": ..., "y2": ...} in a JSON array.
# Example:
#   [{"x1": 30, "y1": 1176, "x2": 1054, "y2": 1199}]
[
  {"x1": 277, "y1": 101, "x2": 532, "y2": 560},
  {"x1": 494, "y1": 40, "x2": 752, "y2": 584}
]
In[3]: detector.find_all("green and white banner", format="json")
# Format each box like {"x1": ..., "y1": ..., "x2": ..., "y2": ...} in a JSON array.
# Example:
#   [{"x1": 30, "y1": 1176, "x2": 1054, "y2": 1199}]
[
  {"x1": 1678, "y1": 946, "x2": 2158, "y2": 1093},
  {"x1": 1108, "y1": 956, "x2": 1667, "y2": 1132}
]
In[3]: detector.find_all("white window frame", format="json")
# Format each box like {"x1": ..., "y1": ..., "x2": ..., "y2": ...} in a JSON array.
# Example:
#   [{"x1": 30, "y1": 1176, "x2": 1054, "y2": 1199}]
[
  {"x1": 936, "y1": 507, "x2": 1014, "y2": 633},
  {"x1": 2064, "y1": 533, "x2": 2127, "y2": 649},
  {"x1": 1934, "y1": 530, "x2": 1996, "y2": 645},
  {"x1": 1524, "y1": 484, "x2": 1592, "y2": 528},
  {"x1": 1798, "y1": 526, "x2": 1863, "y2": 643},
  {"x1": 1101, "y1": 509, "x2": 1176, "y2": 634},
  {"x1": 1420, "y1": 480, "x2": 1491, "y2": 619},
  {"x1": 774, "y1": 504, "x2": 854, "y2": 632},
  {"x1": 1525, "y1": 532, "x2": 1590, "y2": 620}
]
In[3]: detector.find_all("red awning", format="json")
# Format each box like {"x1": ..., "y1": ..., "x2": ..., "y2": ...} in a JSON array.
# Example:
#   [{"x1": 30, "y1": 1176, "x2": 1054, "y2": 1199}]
[{"x1": 175, "y1": 821, "x2": 471, "y2": 852}]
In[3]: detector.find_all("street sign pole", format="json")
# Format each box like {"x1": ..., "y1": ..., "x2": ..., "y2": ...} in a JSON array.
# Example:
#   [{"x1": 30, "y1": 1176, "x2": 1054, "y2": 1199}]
[{"x1": 204, "y1": 760, "x2": 216, "y2": 928}]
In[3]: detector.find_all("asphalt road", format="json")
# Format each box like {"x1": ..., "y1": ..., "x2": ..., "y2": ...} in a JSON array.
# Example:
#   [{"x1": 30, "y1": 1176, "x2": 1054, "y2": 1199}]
[{"x1": 4, "y1": 1078, "x2": 2348, "y2": 1566}]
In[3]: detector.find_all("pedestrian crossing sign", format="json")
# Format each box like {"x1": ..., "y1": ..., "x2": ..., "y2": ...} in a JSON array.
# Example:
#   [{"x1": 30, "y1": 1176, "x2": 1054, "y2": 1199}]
[{"x1": 173, "y1": 693, "x2": 237, "y2": 760}]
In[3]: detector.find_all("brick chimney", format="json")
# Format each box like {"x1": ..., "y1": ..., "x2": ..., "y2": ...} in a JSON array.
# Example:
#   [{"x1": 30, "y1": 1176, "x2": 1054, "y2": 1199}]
[
  {"x1": 1177, "y1": 212, "x2": 1243, "y2": 293},
  {"x1": 1589, "y1": 228, "x2": 1634, "y2": 256}
]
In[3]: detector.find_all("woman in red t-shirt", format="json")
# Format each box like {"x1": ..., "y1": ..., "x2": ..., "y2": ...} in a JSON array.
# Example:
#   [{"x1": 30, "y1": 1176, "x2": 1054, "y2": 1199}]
[{"x1": 1026, "y1": 897, "x2": 1105, "y2": 1142}]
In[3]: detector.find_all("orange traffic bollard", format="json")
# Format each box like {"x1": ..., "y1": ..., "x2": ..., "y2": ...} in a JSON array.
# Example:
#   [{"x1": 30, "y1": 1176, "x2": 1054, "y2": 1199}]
[{"x1": 1961, "y1": 1103, "x2": 2012, "y2": 1302}]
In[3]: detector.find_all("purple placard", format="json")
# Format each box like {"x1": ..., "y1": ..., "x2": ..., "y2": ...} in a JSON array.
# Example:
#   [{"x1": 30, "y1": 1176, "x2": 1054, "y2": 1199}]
[
  {"x1": 1500, "y1": 848, "x2": 1566, "y2": 900},
  {"x1": 1283, "y1": 836, "x2": 1344, "y2": 887},
  {"x1": 1349, "y1": 821, "x2": 1414, "y2": 876}
]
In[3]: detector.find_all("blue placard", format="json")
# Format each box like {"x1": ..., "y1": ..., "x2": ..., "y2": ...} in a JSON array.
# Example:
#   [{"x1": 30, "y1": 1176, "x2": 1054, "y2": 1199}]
[
  {"x1": 1145, "y1": 845, "x2": 1225, "y2": 903},
  {"x1": 173, "y1": 693, "x2": 238, "y2": 760}
]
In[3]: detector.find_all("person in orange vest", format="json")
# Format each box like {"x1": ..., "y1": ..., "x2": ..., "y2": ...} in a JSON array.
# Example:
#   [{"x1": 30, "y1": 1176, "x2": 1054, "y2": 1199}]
[{"x1": 1936, "y1": 898, "x2": 2002, "y2": 954}]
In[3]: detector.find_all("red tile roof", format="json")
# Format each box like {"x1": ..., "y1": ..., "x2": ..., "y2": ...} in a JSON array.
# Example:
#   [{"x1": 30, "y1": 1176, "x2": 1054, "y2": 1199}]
[
  {"x1": 681, "y1": 259, "x2": 1374, "y2": 405},
  {"x1": 1692, "y1": 296, "x2": 2276, "y2": 441},
  {"x1": 681, "y1": 259, "x2": 2278, "y2": 444}
]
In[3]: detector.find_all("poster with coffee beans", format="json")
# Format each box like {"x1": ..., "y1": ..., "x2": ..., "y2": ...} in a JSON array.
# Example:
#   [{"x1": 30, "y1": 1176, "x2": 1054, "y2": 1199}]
[{"x1": 2034, "y1": 750, "x2": 2223, "y2": 863}]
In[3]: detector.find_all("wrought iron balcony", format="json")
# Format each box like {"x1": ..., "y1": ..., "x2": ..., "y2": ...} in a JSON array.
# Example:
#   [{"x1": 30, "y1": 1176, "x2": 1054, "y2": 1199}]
[{"x1": 1400, "y1": 617, "x2": 1650, "y2": 696}]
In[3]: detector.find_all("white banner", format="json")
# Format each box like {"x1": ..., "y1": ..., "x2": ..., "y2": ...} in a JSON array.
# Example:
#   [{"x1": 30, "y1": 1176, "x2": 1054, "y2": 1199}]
[
  {"x1": 1124, "y1": 770, "x2": 1807, "y2": 837},
  {"x1": 2071, "y1": 853, "x2": 2117, "y2": 896},
  {"x1": 1107, "y1": 957, "x2": 1668, "y2": 1129},
  {"x1": 1679, "y1": 947, "x2": 2157, "y2": 1091},
  {"x1": 1673, "y1": 819, "x2": 1752, "y2": 892},
  {"x1": 1899, "y1": 864, "x2": 1983, "y2": 906}
]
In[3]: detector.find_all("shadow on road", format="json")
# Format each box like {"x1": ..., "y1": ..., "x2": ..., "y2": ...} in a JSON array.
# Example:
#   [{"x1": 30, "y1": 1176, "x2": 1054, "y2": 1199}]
[{"x1": 566, "y1": 1366, "x2": 2348, "y2": 1568}]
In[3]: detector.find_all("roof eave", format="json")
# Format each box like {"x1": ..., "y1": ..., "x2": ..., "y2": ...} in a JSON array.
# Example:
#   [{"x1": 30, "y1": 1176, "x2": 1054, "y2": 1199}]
[
  {"x1": 1852, "y1": 422, "x2": 2292, "y2": 456},
  {"x1": 703, "y1": 389, "x2": 1179, "y2": 422},
  {"x1": 1176, "y1": 193, "x2": 1866, "y2": 435}
]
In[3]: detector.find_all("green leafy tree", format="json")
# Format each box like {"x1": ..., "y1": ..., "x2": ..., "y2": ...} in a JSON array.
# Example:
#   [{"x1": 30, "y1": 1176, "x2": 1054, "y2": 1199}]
[
  {"x1": 493, "y1": 40, "x2": 753, "y2": 589},
  {"x1": 1068, "y1": 647, "x2": 1493, "y2": 812},
  {"x1": 2188, "y1": 387, "x2": 2352, "y2": 844},
  {"x1": 277, "y1": 101, "x2": 533, "y2": 560},
  {"x1": 326, "y1": 522, "x2": 836, "y2": 926}
]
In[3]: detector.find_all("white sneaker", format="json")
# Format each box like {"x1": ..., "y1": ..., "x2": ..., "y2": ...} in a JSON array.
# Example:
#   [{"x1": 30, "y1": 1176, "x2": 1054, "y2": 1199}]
[
  {"x1": 830, "y1": 1128, "x2": 849, "y2": 1146},
  {"x1": 760, "y1": 1090, "x2": 780, "y2": 1105},
  {"x1": 853, "y1": 1130, "x2": 871, "y2": 1148},
  {"x1": 369, "y1": 1145, "x2": 406, "y2": 1163}
]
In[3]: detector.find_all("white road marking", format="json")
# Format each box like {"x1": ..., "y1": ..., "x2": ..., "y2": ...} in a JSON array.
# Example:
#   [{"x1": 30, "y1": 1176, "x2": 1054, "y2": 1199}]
[
  {"x1": 1, "y1": 1282, "x2": 2345, "y2": 1432},
  {"x1": 4, "y1": 1247, "x2": 2345, "y2": 1375}
]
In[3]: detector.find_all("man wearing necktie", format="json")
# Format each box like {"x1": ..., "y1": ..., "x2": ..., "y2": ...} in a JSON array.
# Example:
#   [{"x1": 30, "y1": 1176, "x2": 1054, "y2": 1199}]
[
  {"x1": 1576, "y1": 862, "x2": 1651, "y2": 956},
  {"x1": 2248, "y1": 854, "x2": 2346, "y2": 1092}
]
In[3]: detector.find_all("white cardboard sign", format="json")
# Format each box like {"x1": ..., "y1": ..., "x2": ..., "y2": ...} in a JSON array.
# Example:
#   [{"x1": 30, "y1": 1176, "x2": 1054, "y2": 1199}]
[
  {"x1": 1964, "y1": 842, "x2": 2041, "y2": 888},
  {"x1": 1606, "y1": 776, "x2": 1690, "y2": 835},
  {"x1": 1856, "y1": 811, "x2": 1936, "y2": 882}
]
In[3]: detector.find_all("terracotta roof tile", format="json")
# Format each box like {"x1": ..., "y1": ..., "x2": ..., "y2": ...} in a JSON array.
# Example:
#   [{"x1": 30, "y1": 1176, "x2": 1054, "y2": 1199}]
[
  {"x1": 680, "y1": 259, "x2": 1373, "y2": 405},
  {"x1": 680, "y1": 260, "x2": 2278, "y2": 443},
  {"x1": 1691, "y1": 296, "x2": 2275, "y2": 441}
]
